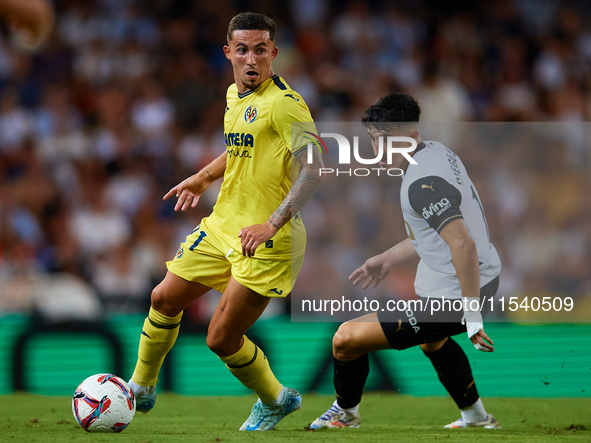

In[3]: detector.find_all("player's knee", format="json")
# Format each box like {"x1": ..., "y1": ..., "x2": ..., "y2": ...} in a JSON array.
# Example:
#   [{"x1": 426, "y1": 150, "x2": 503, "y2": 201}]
[
  {"x1": 205, "y1": 333, "x2": 224, "y2": 355},
  {"x1": 420, "y1": 337, "x2": 448, "y2": 353},
  {"x1": 332, "y1": 323, "x2": 358, "y2": 361},
  {"x1": 206, "y1": 330, "x2": 239, "y2": 357},
  {"x1": 150, "y1": 285, "x2": 164, "y2": 310},
  {"x1": 150, "y1": 285, "x2": 178, "y2": 317}
]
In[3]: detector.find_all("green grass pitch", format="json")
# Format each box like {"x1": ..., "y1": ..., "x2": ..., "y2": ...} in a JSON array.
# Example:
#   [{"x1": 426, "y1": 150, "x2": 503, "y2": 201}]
[{"x1": 2, "y1": 393, "x2": 590, "y2": 442}]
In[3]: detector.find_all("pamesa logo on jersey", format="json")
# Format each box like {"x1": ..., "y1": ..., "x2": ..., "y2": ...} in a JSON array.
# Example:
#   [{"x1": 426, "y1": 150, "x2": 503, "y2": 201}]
[
  {"x1": 244, "y1": 106, "x2": 257, "y2": 123},
  {"x1": 225, "y1": 132, "x2": 254, "y2": 159}
]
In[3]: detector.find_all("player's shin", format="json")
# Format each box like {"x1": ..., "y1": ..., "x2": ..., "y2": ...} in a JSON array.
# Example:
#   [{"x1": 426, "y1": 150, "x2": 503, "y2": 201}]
[
  {"x1": 220, "y1": 335, "x2": 282, "y2": 405},
  {"x1": 423, "y1": 337, "x2": 487, "y2": 421},
  {"x1": 131, "y1": 307, "x2": 183, "y2": 387},
  {"x1": 334, "y1": 353, "x2": 369, "y2": 410}
]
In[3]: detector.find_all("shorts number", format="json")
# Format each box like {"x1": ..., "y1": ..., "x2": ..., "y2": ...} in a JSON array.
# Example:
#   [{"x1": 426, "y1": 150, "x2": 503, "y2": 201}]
[{"x1": 189, "y1": 230, "x2": 207, "y2": 251}]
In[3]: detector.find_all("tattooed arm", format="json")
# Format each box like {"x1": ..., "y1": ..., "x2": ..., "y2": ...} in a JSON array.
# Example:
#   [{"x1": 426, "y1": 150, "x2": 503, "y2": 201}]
[{"x1": 239, "y1": 147, "x2": 324, "y2": 257}]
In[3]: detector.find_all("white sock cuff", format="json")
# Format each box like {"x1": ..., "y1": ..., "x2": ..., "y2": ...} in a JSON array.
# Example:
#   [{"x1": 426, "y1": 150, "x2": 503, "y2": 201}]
[
  {"x1": 460, "y1": 397, "x2": 487, "y2": 423},
  {"x1": 268, "y1": 385, "x2": 286, "y2": 407},
  {"x1": 335, "y1": 399, "x2": 360, "y2": 415},
  {"x1": 129, "y1": 380, "x2": 155, "y2": 396},
  {"x1": 343, "y1": 404, "x2": 360, "y2": 415}
]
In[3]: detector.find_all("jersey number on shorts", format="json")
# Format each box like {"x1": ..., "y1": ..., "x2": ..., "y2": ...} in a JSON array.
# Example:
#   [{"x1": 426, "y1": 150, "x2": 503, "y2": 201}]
[{"x1": 189, "y1": 230, "x2": 207, "y2": 251}]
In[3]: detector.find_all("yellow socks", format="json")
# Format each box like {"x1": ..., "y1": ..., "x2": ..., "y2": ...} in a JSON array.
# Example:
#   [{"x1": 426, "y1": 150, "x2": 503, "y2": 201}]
[
  {"x1": 131, "y1": 307, "x2": 182, "y2": 386},
  {"x1": 220, "y1": 335, "x2": 282, "y2": 404},
  {"x1": 132, "y1": 313, "x2": 281, "y2": 405}
]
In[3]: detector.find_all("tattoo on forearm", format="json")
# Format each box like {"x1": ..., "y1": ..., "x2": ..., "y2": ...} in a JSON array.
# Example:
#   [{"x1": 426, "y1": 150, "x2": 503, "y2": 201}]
[
  {"x1": 268, "y1": 149, "x2": 323, "y2": 229},
  {"x1": 206, "y1": 170, "x2": 213, "y2": 179}
]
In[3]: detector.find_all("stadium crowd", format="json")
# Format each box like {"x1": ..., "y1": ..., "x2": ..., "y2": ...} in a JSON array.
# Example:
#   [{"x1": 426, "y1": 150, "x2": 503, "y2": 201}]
[{"x1": 0, "y1": 0, "x2": 589, "y2": 322}]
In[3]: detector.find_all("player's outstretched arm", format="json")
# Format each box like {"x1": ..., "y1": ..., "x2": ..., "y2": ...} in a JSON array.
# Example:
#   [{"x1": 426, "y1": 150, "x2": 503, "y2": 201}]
[
  {"x1": 164, "y1": 152, "x2": 226, "y2": 211},
  {"x1": 349, "y1": 238, "x2": 418, "y2": 289},
  {"x1": 239, "y1": 146, "x2": 323, "y2": 257},
  {"x1": 439, "y1": 219, "x2": 494, "y2": 352}
]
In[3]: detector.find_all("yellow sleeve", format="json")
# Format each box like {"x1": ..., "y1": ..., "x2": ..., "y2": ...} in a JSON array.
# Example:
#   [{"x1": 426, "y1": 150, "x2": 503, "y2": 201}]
[{"x1": 270, "y1": 91, "x2": 317, "y2": 155}]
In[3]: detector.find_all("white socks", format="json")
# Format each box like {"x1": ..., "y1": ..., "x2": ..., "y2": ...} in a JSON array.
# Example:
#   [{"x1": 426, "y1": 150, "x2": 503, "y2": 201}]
[
  {"x1": 129, "y1": 380, "x2": 155, "y2": 396},
  {"x1": 461, "y1": 398, "x2": 487, "y2": 423},
  {"x1": 335, "y1": 399, "x2": 359, "y2": 415},
  {"x1": 268, "y1": 385, "x2": 286, "y2": 407}
]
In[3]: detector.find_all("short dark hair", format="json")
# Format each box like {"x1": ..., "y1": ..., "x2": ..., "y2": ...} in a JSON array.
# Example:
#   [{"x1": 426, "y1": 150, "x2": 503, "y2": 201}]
[
  {"x1": 362, "y1": 93, "x2": 421, "y2": 132},
  {"x1": 227, "y1": 12, "x2": 277, "y2": 42}
]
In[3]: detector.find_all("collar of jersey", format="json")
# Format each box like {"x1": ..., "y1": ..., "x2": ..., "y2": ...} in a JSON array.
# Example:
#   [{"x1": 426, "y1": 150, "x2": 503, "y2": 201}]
[
  {"x1": 237, "y1": 89, "x2": 255, "y2": 99},
  {"x1": 236, "y1": 75, "x2": 277, "y2": 99}
]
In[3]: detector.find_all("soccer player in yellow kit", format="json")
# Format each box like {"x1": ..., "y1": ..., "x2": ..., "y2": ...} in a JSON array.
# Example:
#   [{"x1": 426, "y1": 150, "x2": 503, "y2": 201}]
[{"x1": 128, "y1": 12, "x2": 323, "y2": 431}]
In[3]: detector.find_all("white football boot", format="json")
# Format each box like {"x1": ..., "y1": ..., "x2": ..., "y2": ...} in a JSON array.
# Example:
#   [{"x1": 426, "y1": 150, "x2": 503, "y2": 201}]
[
  {"x1": 239, "y1": 387, "x2": 302, "y2": 431},
  {"x1": 309, "y1": 400, "x2": 360, "y2": 429},
  {"x1": 445, "y1": 413, "x2": 501, "y2": 429}
]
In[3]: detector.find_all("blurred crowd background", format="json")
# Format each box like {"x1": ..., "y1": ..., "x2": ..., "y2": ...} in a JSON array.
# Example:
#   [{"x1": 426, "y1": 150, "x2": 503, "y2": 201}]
[{"x1": 0, "y1": 0, "x2": 590, "y2": 323}]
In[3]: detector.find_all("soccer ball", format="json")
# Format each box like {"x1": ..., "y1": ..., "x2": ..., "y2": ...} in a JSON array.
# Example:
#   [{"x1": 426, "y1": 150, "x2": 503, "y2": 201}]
[{"x1": 72, "y1": 373, "x2": 136, "y2": 433}]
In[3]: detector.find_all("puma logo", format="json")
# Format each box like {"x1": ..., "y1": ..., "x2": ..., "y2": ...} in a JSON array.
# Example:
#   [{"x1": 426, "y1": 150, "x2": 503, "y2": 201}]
[
  {"x1": 396, "y1": 319, "x2": 405, "y2": 333},
  {"x1": 422, "y1": 182, "x2": 435, "y2": 192}
]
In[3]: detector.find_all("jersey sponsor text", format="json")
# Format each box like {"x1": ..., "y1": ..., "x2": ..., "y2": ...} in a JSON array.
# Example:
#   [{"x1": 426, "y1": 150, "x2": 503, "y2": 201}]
[{"x1": 421, "y1": 197, "x2": 452, "y2": 219}]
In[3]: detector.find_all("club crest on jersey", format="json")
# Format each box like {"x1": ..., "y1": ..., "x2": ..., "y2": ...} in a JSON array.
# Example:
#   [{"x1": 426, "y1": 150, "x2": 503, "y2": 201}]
[
  {"x1": 244, "y1": 106, "x2": 257, "y2": 123},
  {"x1": 175, "y1": 247, "x2": 184, "y2": 259}
]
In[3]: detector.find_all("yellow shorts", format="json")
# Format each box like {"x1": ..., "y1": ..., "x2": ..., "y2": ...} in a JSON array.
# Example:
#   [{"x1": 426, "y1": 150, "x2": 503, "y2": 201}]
[{"x1": 166, "y1": 217, "x2": 304, "y2": 297}]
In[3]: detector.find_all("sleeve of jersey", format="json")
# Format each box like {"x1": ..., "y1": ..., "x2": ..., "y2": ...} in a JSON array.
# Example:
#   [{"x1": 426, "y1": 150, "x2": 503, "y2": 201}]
[
  {"x1": 271, "y1": 91, "x2": 317, "y2": 156},
  {"x1": 408, "y1": 176, "x2": 463, "y2": 233}
]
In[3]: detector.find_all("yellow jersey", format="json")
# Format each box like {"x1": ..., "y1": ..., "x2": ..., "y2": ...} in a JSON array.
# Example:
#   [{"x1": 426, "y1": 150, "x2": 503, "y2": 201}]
[{"x1": 207, "y1": 75, "x2": 316, "y2": 259}]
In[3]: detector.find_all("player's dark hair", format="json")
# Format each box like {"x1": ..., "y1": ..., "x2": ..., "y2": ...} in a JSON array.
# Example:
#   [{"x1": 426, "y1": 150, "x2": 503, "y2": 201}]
[
  {"x1": 362, "y1": 93, "x2": 421, "y2": 132},
  {"x1": 227, "y1": 12, "x2": 277, "y2": 42}
]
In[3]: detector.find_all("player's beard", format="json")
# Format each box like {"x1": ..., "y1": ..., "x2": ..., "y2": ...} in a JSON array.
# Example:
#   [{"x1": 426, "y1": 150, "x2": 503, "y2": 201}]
[{"x1": 241, "y1": 76, "x2": 262, "y2": 91}]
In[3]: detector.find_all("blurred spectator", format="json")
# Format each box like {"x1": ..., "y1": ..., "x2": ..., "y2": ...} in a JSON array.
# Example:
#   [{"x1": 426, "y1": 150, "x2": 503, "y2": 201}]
[
  {"x1": 70, "y1": 182, "x2": 132, "y2": 256},
  {"x1": 131, "y1": 76, "x2": 174, "y2": 136},
  {"x1": 91, "y1": 244, "x2": 151, "y2": 312},
  {"x1": 0, "y1": 88, "x2": 33, "y2": 151},
  {"x1": 414, "y1": 62, "x2": 474, "y2": 122}
]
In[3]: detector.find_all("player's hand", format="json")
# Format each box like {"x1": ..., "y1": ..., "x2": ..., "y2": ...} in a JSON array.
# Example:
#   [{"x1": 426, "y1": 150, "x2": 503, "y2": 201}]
[
  {"x1": 349, "y1": 253, "x2": 393, "y2": 289},
  {"x1": 470, "y1": 329, "x2": 494, "y2": 352},
  {"x1": 239, "y1": 222, "x2": 278, "y2": 257},
  {"x1": 163, "y1": 173, "x2": 212, "y2": 211}
]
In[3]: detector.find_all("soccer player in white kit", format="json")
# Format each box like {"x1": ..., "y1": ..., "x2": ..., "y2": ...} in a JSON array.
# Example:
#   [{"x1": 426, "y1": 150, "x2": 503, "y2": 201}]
[{"x1": 310, "y1": 93, "x2": 502, "y2": 430}]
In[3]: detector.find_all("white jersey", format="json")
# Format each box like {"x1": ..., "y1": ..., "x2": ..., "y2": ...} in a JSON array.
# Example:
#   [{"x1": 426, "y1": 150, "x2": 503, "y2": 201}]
[{"x1": 400, "y1": 140, "x2": 501, "y2": 299}]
